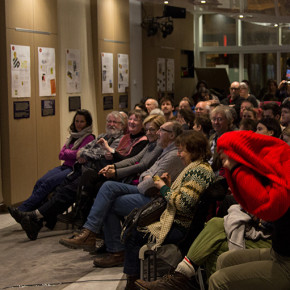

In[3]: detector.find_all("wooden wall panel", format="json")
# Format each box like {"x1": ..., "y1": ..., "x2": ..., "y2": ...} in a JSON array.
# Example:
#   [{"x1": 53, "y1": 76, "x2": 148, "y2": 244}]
[
  {"x1": 34, "y1": 0, "x2": 57, "y2": 33},
  {"x1": 91, "y1": 0, "x2": 130, "y2": 133},
  {"x1": 5, "y1": 0, "x2": 34, "y2": 29},
  {"x1": 1, "y1": 0, "x2": 59, "y2": 205},
  {"x1": 5, "y1": 30, "x2": 38, "y2": 204},
  {"x1": 34, "y1": 34, "x2": 60, "y2": 177}
]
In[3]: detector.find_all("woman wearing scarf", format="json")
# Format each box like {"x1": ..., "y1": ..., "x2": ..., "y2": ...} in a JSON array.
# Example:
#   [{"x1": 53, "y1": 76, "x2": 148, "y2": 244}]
[
  {"x1": 9, "y1": 109, "x2": 94, "y2": 216},
  {"x1": 124, "y1": 130, "x2": 215, "y2": 289}
]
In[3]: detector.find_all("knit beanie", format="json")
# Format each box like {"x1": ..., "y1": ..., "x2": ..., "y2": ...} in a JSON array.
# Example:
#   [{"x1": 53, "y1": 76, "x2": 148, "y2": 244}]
[{"x1": 217, "y1": 130, "x2": 290, "y2": 220}]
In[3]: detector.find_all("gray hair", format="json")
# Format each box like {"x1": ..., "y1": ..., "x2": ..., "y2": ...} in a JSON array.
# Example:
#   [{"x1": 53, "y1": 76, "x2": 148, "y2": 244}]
[
  {"x1": 210, "y1": 105, "x2": 233, "y2": 125},
  {"x1": 107, "y1": 111, "x2": 126, "y2": 126},
  {"x1": 169, "y1": 121, "x2": 183, "y2": 138}
]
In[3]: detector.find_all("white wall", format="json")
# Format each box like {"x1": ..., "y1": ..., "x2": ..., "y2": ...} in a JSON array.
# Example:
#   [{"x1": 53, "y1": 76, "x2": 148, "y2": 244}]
[
  {"x1": 129, "y1": 0, "x2": 143, "y2": 109},
  {"x1": 57, "y1": 0, "x2": 98, "y2": 145}
]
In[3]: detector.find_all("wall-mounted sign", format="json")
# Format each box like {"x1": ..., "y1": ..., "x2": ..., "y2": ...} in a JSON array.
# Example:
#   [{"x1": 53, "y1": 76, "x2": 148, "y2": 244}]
[
  {"x1": 69, "y1": 96, "x2": 81, "y2": 112},
  {"x1": 101, "y1": 52, "x2": 114, "y2": 94},
  {"x1": 11, "y1": 45, "x2": 31, "y2": 98},
  {"x1": 38, "y1": 47, "x2": 56, "y2": 96},
  {"x1": 41, "y1": 99, "x2": 55, "y2": 116},
  {"x1": 103, "y1": 95, "x2": 113, "y2": 110},
  {"x1": 118, "y1": 54, "x2": 129, "y2": 93},
  {"x1": 13, "y1": 101, "x2": 30, "y2": 119},
  {"x1": 119, "y1": 95, "x2": 128, "y2": 109},
  {"x1": 66, "y1": 49, "x2": 81, "y2": 93}
]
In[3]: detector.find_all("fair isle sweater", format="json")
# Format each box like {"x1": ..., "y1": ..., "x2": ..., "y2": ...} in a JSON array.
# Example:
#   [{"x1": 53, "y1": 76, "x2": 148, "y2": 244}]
[{"x1": 160, "y1": 161, "x2": 215, "y2": 233}]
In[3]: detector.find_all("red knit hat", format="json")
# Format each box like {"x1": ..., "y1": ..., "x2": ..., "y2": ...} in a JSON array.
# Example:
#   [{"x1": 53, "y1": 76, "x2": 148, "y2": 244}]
[{"x1": 217, "y1": 130, "x2": 290, "y2": 220}]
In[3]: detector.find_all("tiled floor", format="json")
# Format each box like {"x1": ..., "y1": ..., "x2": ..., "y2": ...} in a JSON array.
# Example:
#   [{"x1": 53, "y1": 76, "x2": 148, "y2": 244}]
[{"x1": 0, "y1": 212, "x2": 126, "y2": 290}]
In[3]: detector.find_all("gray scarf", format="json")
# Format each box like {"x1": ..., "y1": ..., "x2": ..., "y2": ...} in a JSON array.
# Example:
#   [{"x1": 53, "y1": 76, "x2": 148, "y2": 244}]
[{"x1": 65, "y1": 125, "x2": 93, "y2": 150}]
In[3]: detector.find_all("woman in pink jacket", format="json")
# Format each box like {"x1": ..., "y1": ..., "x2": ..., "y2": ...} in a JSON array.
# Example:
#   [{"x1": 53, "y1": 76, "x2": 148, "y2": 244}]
[{"x1": 9, "y1": 109, "x2": 94, "y2": 217}]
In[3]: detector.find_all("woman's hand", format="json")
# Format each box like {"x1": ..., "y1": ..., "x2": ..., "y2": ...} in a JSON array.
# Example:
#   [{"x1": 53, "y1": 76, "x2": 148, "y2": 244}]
[
  {"x1": 160, "y1": 172, "x2": 171, "y2": 187},
  {"x1": 153, "y1": 172, "x2": 171, "y2": 189},
  {"x1": 99, "y1": 165, "x2": 116, "y2": 178},
  {"x1": 153, "y1": 176, "x2": 166, "y2": 189}
]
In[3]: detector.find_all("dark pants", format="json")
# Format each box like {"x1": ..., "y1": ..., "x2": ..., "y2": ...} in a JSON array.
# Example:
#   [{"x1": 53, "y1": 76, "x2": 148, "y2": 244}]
[
  {"x1": 124, "y1": 226, "x2": 184, "y2": 276},
  {"x1": 38, "y1": 169, "x2": 82, "y2": 229}
]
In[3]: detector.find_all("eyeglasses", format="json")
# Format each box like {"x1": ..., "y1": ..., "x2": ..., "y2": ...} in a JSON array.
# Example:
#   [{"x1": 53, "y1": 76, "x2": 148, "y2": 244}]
[
  {"x1": 107, "y1": 120, "x2": 121, "y2": 124},
  {"x1": 145, "y1": 127, "x2": 157, "y2": 132},
  {"x1": 160, "y1": 127, "x2": 173, "y2": 133},
  {"x1": 212, "y1": 117, "x2": 224, "y2": 122},
  {"x1": 230, "y1": 87, "x2": 240, "y2": 90}
]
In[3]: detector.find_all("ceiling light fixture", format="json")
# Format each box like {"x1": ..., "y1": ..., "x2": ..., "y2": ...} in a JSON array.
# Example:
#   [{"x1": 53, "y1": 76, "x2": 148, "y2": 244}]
[{"x1": 164, "y1": 1, "x2": 169, "y2": 4}]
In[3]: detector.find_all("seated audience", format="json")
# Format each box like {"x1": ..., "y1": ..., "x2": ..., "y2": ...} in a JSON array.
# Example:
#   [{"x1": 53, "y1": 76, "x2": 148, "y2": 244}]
[
  {"x1": 261, "y1": 79, "x2": 278, "y2": 102},
  {"x1": 277, "y1": 80, "x2": 290, "y2": 102},
  {"x1": 193, "y1": 115, "x2": 212, "y2": 138},
  {"x1": 145, "y1": 98, "x2": 159, "y2": 114},
  {"x1": 73, "y1": 114, "x2": 165, "y2": 224},
  {"x1": 195, "y1": 101, "x2": 210, "y2": 117},
  {"x1": 135, "y1": 204, "x2": 272, "y2": 290},
  {"x1": 209, "y1": 105, "x2": 234, "y2": 173},
  {"x1": 208, "y1": 130, "x2": 290, "y2": 289},
  {"x1": 176, "y1": 108, "x2": 195, "y2": 130},
  {"x1": 59, "y1": 121, "x2": 185, "y2": 256},
  {"x1": 160, "y1": 96, "x2": 175, "y2": 121},
  {"x1": 123, "y1": 130, "x2": 215, "y2": 289},
  {"x1": 192, "y1": 80, "x2": 209, "y2": 105},
  {"x1": 241, "y1": 108, "x2": 257, "y2": 121},
  {"x1": 262, "y1": 102, "x2": 281, "y2": 121},
  {"x1": 134, "y1": 102, "x2": 146, "y2": 112},
  {"x1": 239, "y1": 82, "x2": 258, "y2": 107},
  {"x1": 281, "y1": 126, "x2": 290, "y2": 145},
  {"x1": 239, "y1": 118, "x2": 257, "y2": 131},
  {"x1": 239, "y1": 100, "x2": 254, "y2": 118},
  {"x1": 8, "y1": 109, "x2": 94, "y2": 215},
  {"x1": 179, "y1": 97, "x2": 193, "y2": 111},
  {"x1": 16, "y1": 110, "x2": 148, "y2": 240},
  {"x1": 256, "y1": 118, "x2": 282, "y2": 138},
  {"x1": 281, "y1": 100, "x2": 290, "y2": 127}
]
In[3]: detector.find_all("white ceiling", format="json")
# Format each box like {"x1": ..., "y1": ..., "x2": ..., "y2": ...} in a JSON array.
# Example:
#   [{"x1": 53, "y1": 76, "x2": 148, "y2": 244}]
[{"x1": 137, "y1": 0, "x2": 290, "y2": 26}]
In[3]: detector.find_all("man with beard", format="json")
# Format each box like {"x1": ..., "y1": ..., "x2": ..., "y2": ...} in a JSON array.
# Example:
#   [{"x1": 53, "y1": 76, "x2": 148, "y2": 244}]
[
  {"x1": 10, "y1": 111, "x2": 128, "y2": 238},
  {"x1": 160, "y1": 96, "x2": 175, "y2": 121}
]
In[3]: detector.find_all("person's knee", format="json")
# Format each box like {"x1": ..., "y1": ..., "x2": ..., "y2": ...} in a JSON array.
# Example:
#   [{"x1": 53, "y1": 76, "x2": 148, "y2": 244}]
[{"x1": 208, "y1": 270, "x2": 224, "y2": 290}]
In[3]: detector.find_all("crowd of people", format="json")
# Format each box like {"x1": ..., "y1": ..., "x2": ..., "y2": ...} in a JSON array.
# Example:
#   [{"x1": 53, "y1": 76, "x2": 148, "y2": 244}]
[{"x1": 8, "y1": 79, "x2": 290, "y2": 290}]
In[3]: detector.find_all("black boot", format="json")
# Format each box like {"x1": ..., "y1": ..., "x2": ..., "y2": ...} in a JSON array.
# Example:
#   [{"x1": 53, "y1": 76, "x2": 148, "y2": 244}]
[
  {"x1": 20, "y1": 212, "x2": 43, "y2": 240},
  {"x1": 125, "y1": 274, "x2": 139, "y2": 290},
  {"x1": 8, "y1": 207, "x2": 27, "y2": 224}
]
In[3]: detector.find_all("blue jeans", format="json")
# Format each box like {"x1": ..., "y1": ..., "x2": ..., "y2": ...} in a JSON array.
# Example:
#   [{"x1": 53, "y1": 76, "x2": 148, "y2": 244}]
[
  {"x1": 84, "y1": 181, "x2": 151, "y2": 238},
  {"x1": 18, "y1": 165, "x2": 72, "y2": 211},
  {"x1": 103, "y1": 193, "x2": 152, "y2": 253}
]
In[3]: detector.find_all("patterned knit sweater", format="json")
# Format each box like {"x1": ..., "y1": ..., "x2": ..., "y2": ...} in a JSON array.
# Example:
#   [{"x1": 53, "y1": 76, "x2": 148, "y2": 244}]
[
  {"x1": 141, "y1": 161, "x2": 215, "y2": 249},
  {"x1": 160, "y1": 161, "x2": 215, "y2": 233}
]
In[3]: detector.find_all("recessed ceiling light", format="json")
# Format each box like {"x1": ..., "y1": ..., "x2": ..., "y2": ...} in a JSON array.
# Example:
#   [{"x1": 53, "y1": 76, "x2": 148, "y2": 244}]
[
  {"x1": 274, "y1": 23, "x2": 279, "y2": 27},
  {"x1": 201, "y1": 0, "x2": 207, "y2": 3},
  {"x1": 164, "y1": 1, "x2": 169, "y2": 4},
  {"x1": 239, "y1": 15, "x2": 244, "y2": 18}
]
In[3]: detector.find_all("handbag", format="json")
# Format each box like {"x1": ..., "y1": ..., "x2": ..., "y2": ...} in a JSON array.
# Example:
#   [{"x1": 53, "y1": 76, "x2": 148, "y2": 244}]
[{"x1": 120, "y1": 196, "x2": 167, "y2": 244}]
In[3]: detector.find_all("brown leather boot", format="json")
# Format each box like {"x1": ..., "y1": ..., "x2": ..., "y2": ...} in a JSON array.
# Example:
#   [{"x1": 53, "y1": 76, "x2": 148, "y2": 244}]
[
  {"x1": 93, "y1": 251, "x2": 124, "y2": 268},
  {"x1": 135, "y1": 272, "x2": 195, "y2": 290},
  {"x1": 59, "y1": 228, "x2": 96, "y2": 251}
]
